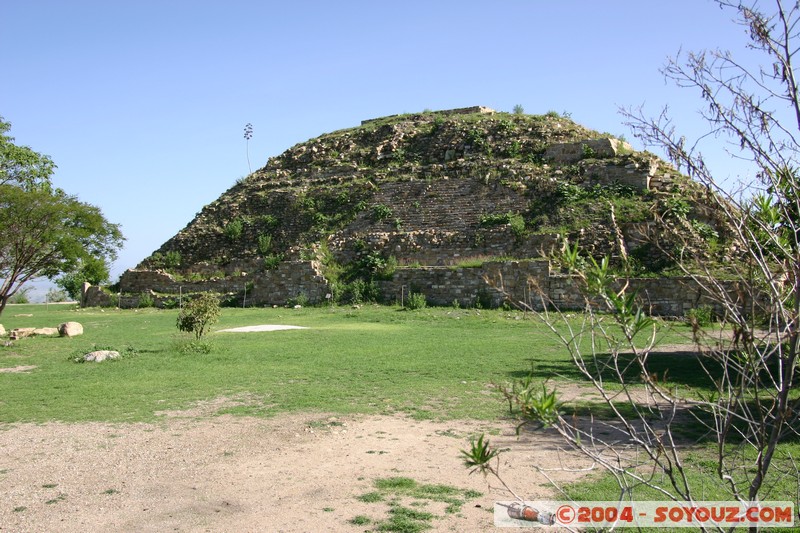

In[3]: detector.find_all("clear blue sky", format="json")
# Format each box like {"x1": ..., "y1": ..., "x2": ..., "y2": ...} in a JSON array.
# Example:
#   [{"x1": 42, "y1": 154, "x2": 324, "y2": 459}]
[{"x1": 2, "y1": 0, "x2": 757, "y2": 294}]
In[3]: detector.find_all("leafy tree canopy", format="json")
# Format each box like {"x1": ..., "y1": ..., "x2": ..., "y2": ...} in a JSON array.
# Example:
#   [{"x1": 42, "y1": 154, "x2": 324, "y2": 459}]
[
  {"x1": 0, "y1": 116, "x2": 123, "y2": 314},
  {"x1": 0, "y1": 117, "x2": 55, "y2": 189},
  {"x1": 55, "y1": 256, "x2": 112, "y2": 301}
]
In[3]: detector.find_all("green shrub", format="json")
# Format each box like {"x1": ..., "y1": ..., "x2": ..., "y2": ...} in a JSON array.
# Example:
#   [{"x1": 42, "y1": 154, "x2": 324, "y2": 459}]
[
  {"x1": 350, "y1": 279, "x2": 368, "y2": 304},
  {"x1": 138, "y1": 292, "x2": 154, "y2": 308},
  {"x1": 466, "y1": 128, "x2": 484, "y2": 147},
  {"x1": 176, "y1": 292, "x2": 221, "y2": 339},
  {"x1": 686, "y1": 305, "x2": 714, "y2": 327},
  {"x1": 257, "y1": 233, "x2": 273, "y2": 254},
  {"x1": 497, "y1": 119, "x2": 516, "y2": 135},
  {"x1": 479, "y1": 212, "x2": 525, "y2": 239},
  {"x1": 177, "y1": 339, "x2": 214, "y2": 355},
  {"x1": 359, "y1": 252, "x2": 397, "y2": 280},
  {"x1": 474, "y1": 289, "x2": 494, "y2": 309},
  {"x1": 431, "y1": 115, "x2": 446, "y2": 132},
  {"x1": 390, "y1": 148, "x2": 406, "y2": 165},
  {"x1": 164, "y1": 250, "x2": 182, "y2": 269},
  {"x1": 508, "y1": 213, "x2": 526, "y2": 241},
  {"x1": 9, "y1": 288, "x2": 32, "y2": 304},
  {"x1": 555, "y1": 182, "x2": 586, "y2": 203},
  {"x1": 328, "y1": 281, "x2": 345, "y2": 305},
  {"x1": 335, "y1": 190, "x2": 350, "y2": 207},
  {"x1": 288, "y1": 293, "x2": 309, "y2": 307},
  {"x1": 349, "y1": 279, "x2": 380, "y2": 304},
  {"x1": 372, "y1": 204, "x2": 393, "y2": 221},
  {"x1": 224, "y1": 218, "x2": 245, "y2": 241},
  {"x1": 512, "y1": 104, "x2": 525, "y2": 115},
  {"x1": 263, "y1": 253, "x2": 284, "y2": 270},
  {"x1": 479, "y1": 212, "x2": 512, "y2": 227},
  {"x1": 663, "y1": 196, "x2": 691, "y2": 219},
  {"x1": 690, "y1": 220, "x2": 719, "y2": 241},
  {"x1": 406, "y1": 292, "x2": 427, "y2": 310},
  {"x1": 260, "y1": 214, "x2": 279, "y2": 229}
]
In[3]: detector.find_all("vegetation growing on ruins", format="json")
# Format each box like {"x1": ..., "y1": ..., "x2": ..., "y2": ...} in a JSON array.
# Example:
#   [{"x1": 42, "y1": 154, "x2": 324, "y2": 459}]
[{"x1": 129, "y1": 106, "x2": 729, "y2": 307}]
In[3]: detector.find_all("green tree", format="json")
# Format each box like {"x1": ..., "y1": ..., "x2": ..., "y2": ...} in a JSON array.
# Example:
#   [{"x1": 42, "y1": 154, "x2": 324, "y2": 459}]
[
  {"x1": 55, "y1": 256, "x2": 111, "y2": 301},
  {"x1": 0, "y1": 117, "x2": 123, "y2": 316},
  {"x1": 176, "y1": 292, "x2": 221, "y2": 339},
  {"x1": 0, "y1": 118, "x2": 55, "y2": 188}
]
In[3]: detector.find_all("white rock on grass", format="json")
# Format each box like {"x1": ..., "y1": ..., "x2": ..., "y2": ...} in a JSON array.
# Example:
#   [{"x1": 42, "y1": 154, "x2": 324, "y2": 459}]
[
  {"x1": 0, "y1": 324, "x2": 5, "y2": 336},
  {"x1": 9, "y1": 328, "x2": 35, "y2": 340},
  {"x1": 83, "y1": 350, "x2": 120, "y2": 363},
  {"x1": 59, "y1": 322, "x2": 84, "y2": 337},
  {"x1": 33, "y1": 328, "x2": 59, "y2": 336}
]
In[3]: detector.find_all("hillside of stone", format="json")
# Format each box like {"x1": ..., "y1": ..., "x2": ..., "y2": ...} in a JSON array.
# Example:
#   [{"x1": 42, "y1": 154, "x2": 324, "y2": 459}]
[{"x1": 137, "y1": 106, "x2": 724, "y2": 281}]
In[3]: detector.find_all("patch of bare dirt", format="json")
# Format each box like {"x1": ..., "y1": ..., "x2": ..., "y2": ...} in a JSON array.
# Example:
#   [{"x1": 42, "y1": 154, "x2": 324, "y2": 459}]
[
  {"x1": 0, "y1": 409, "x2": 598, "y2": 532},
  {"x1": 0, "y1": 365, "x2": 36, "y2": 374}
]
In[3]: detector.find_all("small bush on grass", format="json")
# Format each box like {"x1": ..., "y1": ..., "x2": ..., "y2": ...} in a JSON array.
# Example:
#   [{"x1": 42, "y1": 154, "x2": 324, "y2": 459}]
[
  {"x1": 138, "y1": 292, "x2": 154, "y2": 308},
  {"x1": 176, "y1": 292, "x2": 221, "y2": 339},
  {"x1": 686, "y1": 304, "x2": 713, "y2": 327},
  {"x1": 176, "y1": 339, "x2": 214, "y2": 355},
  {"x1": 287, "y1": 292, "x2": 309, "y2": 307},
  {"x1": 349, "y1": 279, "x2": 380, "y2": 304},
  {"x1": 405, "y1": 292, "x2": 427, "y2": 310}
]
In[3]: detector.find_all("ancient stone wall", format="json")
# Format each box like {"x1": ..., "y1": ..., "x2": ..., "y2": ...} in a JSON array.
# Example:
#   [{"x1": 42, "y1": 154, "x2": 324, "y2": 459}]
[
  {"x1": 83, "y1": 285, "x2": 114, "y2": 307},
  {"x1": 545, "y1": 138, "x2": 629, "y2": 164},
  {"x1": 382, "y1": 262, "x2": 735, "y2": 317},
  {"x1": 248, "y1": 261, "x2": 330, "y2": 305},
  {"x1": 327, "y1": 173, "x2": 565, "y2": 265},
  {"x1": 378, "y1": 260, "x2": 550, "y2": 308},
  {"x1": 118, "y1": 261, "x2": 330, "y2": 307},
  {"x1": 114, "y1": 259, "x2": 736, "y2": 316}
]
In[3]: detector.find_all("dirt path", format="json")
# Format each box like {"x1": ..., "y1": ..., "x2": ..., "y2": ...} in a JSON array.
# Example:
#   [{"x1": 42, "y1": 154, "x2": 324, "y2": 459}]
[{"x1": 0, "y1": 410, "x2": 595, "y2": 532}]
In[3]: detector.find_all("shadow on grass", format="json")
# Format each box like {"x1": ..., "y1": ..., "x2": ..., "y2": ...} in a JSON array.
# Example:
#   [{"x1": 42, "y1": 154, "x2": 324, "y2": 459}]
[
  {"x1": 506, "y1": 347, "x2": 800, "y2": 446},
  {"x1": 510, "y1": 349, "x2": 732, "y2": 391}
]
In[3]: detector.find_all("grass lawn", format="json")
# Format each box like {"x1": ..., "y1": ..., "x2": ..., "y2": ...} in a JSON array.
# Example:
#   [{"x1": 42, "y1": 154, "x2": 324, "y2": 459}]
[{"x1": 0, "y1": 303, "x2": 692, "y2": 424}]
